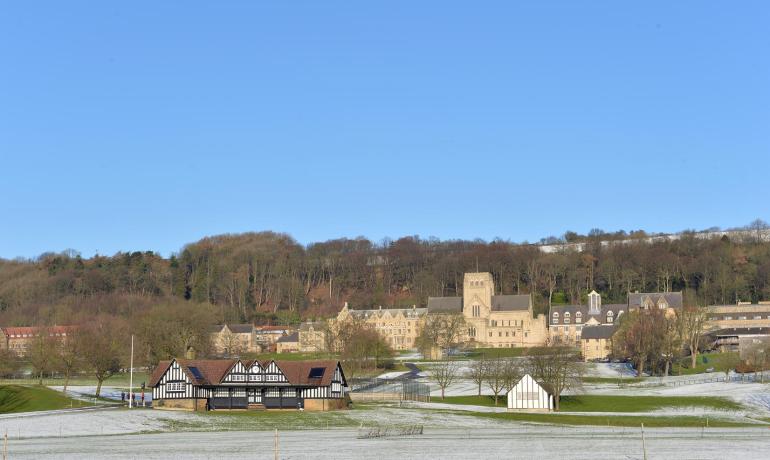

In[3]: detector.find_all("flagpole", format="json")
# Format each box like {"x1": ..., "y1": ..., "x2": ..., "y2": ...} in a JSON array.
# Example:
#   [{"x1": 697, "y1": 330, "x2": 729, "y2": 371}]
[{"x1": 129, "y1": 334, "x2": 134, "y2": 409}]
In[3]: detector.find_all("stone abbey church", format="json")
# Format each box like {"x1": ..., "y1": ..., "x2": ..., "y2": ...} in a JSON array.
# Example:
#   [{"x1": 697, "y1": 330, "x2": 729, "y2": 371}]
[{"x1": 427, "y1": 272, "x2": 549, "y2": 348}]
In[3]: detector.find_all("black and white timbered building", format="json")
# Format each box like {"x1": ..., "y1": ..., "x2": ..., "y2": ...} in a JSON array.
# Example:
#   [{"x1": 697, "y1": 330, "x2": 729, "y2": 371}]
[{"x1": 150, "y1": 358, "x2": 348, "y2": 411}]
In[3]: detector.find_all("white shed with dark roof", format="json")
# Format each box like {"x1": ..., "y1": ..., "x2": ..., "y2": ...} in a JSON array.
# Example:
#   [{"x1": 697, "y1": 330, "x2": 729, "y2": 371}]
[{"x1": 507, "y1": 374, "x2": 553, "y2": 412}]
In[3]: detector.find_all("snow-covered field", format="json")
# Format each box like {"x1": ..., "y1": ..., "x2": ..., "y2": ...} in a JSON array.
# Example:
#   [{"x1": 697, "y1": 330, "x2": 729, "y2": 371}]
[{"x1": 4, "y1": 426, "x2": 770, "y2": 459}]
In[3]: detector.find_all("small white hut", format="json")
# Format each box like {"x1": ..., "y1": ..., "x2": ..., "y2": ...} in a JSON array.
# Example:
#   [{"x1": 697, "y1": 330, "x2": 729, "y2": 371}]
[{"x1": 507, "y1": 374, "x2": 553, "y2": 412}]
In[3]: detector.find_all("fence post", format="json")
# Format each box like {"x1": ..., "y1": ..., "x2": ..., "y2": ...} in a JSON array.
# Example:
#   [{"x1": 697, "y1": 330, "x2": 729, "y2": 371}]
[
  {"x1": 640, "y1": 423, "x2": 647, "y2": 460},
  {"x1": 274, "y1": 428, "x2": 279, "y2": 460}
]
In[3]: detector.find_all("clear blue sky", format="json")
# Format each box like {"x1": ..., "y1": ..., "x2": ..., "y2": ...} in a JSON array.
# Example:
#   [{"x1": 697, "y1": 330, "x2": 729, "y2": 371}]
[{"x1": 1, "y1": 1, "x2": 768, "y2": 259}]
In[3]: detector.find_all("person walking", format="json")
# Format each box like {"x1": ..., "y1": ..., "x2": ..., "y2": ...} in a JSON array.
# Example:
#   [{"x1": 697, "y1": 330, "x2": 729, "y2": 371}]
[{"x1": 121, "y1": 392, "x2": 125, "y2": 404}]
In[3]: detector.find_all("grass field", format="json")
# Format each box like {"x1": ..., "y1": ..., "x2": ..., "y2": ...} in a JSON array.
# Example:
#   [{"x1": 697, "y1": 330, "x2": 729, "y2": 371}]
[
  {"x1": 0, "y1": 371, "x2": 151, "y2": 388},
  {"x1": 582, "y1": 376, "x2": 643, "y2": 384},
  {"x1": 0, "y1": 385, "x2": 93, "y2": 413},
  {"x1": 434, "y1": 394, "x2": 743, "y2": 412},
  {"x1": 466, "y1": 410, "x2": 759, "y2": 427},
  {"x1": 465, "y1": 348, "x2": 529, "y2": 358},
  {"x1": 671, "y1": 352, "x2": 739, "y2": 375}
]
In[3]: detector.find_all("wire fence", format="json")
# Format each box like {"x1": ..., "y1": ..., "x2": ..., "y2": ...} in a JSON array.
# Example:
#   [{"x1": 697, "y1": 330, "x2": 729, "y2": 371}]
[
  {"x1": 348, "y1": 378, "x2": 431, "y2": 402},
  {"x1": 622, "y1": 370, "x2": 770, "y2": 388}
]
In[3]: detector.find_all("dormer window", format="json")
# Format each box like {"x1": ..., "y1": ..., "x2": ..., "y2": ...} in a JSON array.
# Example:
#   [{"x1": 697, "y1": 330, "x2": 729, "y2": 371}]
[
  {"x1": 575, "y1": 312, "x2": 582, "y2": 323},
  {"x1": 552, "y1": 312, "x2": 559, "y2": 324},
  {"x1": 606, "y1": 311, "x2": 614, "y2": 323},
  {"x1": 658, "y1": 300, "x2": 667, "y2": 309},
  {"x1": 564, "y1": 312, "x2": 571, "y2": 324}
]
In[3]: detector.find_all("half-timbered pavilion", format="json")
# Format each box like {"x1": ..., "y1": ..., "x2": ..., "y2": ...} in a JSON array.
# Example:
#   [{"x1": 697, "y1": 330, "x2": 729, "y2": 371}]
[{"x1": 150, "y1": 358, "x2": 348, "y2": 411}]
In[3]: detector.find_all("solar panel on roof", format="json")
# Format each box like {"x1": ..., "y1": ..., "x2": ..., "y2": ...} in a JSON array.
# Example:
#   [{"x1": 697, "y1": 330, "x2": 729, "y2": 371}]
[
  {"x1": 308, "y1": 367, "x2": 325, "y2": 379},
  {"x1": 188, "y1": 366, "x2": 204, "y2": 379}
]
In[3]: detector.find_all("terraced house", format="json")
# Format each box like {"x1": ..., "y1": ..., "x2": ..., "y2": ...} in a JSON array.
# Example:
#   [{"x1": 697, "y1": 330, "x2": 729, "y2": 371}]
[
  {"x1": 150, "y1": 358, "x2": 348, "y2": 411},
  {"x1": 0, "y1": 325, "x2": 78, "y2": 357},
  {"x1": 549, "y1": 291, "x2": 683, "y2": 356},
  {"x1": 334, "y1": 303, "x2": 427, "y2": 350}
]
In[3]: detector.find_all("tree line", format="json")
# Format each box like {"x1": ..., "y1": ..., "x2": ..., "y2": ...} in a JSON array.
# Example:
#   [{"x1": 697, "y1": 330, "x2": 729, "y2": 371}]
[{"x1": 2, "y1": 222, "x2": 770, "y2": 329}]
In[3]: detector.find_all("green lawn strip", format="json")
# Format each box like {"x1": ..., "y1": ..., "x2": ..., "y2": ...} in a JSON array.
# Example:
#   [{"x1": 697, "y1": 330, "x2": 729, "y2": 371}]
[
  {"x1": 0, "y1": 372, "x2": 152, "y2": 388},
  {"x1": 0, "y1": 385, "x2": 94, "y2": 413},
  {"x1": 435, "y1": 394, "x2": 743, "y2": 412},
  {"x1": 161, "y1": 407, "x2": 365, "y2": 432},
  {"x1": 463, "y1": 348, "x2": 529, "y2": 359},
  {"x1": 582, "y1": 376, "x2": 644, "y2": 384},
  {"x1": 671, "y1": 352, "x2": 739, "y2": 376},
  {"x1": 467, "y1": 410, "x2": 759, "y2": 428}
]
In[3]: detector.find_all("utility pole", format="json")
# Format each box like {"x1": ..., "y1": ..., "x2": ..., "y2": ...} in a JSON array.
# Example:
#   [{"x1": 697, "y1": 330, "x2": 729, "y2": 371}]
[
  {"x1": 129, "y1": 334, "x2": 134, "y2": 409},
  {"x1": 3, "y1": 429, "x2": 7, "y2": 460}
]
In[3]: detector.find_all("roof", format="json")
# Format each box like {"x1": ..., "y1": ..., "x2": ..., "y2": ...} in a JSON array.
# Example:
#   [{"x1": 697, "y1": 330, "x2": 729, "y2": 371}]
[
  {"x1": 707, "y1": 304, "x2": 770, "y2": 314},
  {"x1": 277, "y1": 332, "x2": 299, "y2": 343},
  {"x1": 226, "y1": 324, "x2": 254, "y2": 334},
  {"x1": 255, "y1": 325, "x2": 291, "y2": 332},
  {"x1": 345, "y1": 306, "x2": 427, "y2": 319},
  {"x1": 427, "y1": 297, "x2": 463, "y2": 314},
  {"x1": 580, "y1": 325, "x2": 617, "y2": 340},
  {"x1": 628, "y1": 292, "x2": 683, "y2": 309},
  {"x1": 1, "y1": 325, "x2": 78, "y2": 337},
  {"x1": 548, "y1": 305, "x2": 626, "y2": 325},
  {"x1": 269, "y1": 360, "x2": 342, "y2": 386},
  {"x1": 706, "y1": 327, "x2": 770, "y2": 337},
  {"x1": 149, "y1": 359, "x2": 238, "y2": 387},
  {"x1": 491, "y1": 295, "x2": 531, "y2": 311},
  {"x1": 150, "y1": 358, "x2": 344, "y2": 387},
  {"x1": 299, "y1": 321, "x2": 325, "y2": 331}
]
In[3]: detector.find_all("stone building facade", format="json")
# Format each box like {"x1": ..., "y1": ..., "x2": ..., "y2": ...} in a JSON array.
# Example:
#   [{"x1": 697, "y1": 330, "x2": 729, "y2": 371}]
[
  {"x1": 427, "y1": 272, "x2": 548, "y2": 348},
  {"x1": 548, "y1": 291, "x2": 683, "y2": 347},
  {"x1": 334, "y1": 303, "x2": 427, "y2": 350}
]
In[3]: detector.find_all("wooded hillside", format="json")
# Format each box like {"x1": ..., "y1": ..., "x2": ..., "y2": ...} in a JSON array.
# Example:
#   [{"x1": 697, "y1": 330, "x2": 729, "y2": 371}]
[{"x1": 2, "y1": 225, "x2": 770, "y2": 326}]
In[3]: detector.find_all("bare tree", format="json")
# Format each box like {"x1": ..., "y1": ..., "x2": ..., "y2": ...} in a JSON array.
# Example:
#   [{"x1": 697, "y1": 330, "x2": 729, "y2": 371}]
[
  {"x1": 28, "y1": 329, "x2": 58, "y2": 385},
  {"x1": 416, "y1": 313, "x2": 467, "y2": 357},
  {"x1": 79, "y1": 317, "x2": 128, "y2": 397},
  {"x1": 484, "y1": 356, "x2": 508, "y2": 406},
  {"x1": 681, "y1": 305, "x2": 707, "y2": 368},
  {"x1": 466, "y1": 356, "x2": 488, "y2": 396},
  {"x1": 502, "y1": 358, "x2": 523, "y2": 394},
  {"x1": 526, "y1": 345, "x2": 583, "y2": 411},
  {"x1": 431, "y1": 360, "x2": 460, "y2": 400},
  {"x1": 57, "y1": 329, "x2": 82, "y2": 393}
]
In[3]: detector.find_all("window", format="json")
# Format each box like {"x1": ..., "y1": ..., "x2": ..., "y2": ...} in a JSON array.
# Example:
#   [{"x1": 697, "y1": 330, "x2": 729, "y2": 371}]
[
  {"x1": 248, "y1": 374, "x2": 263, "y2": 382},
  {"x1": 739, "y1": 316, "x2": 747, "y2": 320},
  {"x1": 167, "y1": 382, "x2": 185, "y2": 393},
  {"x1": 473, "y1": 305, "x2": 480, "y2": 317},
  {"x1": 308, "y1": 367, "x2": 325, "y2": 379},
  {"x1": 231, "y1": 374, "x2": 246, "y2": 381},
  {"x1": 754, "y1": 316, "x2": 762, "y2": 320}
]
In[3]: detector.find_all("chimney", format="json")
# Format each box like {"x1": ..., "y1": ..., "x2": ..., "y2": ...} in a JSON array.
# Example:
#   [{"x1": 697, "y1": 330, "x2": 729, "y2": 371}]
[{"x1": 185, "y1": 346, "x2": 196, "y2": 360}]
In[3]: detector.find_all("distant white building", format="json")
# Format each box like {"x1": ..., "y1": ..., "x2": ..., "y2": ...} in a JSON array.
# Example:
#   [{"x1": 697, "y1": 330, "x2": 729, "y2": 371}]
[{"x1": 507, "y1": 374, "x2": 553, "y2": 412}]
